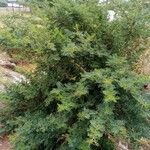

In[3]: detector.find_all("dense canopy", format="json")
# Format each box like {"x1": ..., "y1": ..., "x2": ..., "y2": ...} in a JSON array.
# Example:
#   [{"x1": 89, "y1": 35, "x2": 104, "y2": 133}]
[{"x1": 0, "y1": 0, "x2": 149, "y2": 150}]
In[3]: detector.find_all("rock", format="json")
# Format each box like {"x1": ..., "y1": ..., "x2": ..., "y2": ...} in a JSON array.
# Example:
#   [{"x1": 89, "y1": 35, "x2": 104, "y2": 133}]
[
  {"x1": 0, "y1": 60, "x2": 16, "y2": 70},
  {"x1": 0, "y1": 66, "x2": 26, "y2": 84},
  {"x1": 4, "y1": 68, "x2": 26, "y2": 83},
  {"x1": 0, "y1": 85, "x2": 5, "y2": 92},
  {"x1": 117, "y1": 141, "x2": 129, "y2": 150}
]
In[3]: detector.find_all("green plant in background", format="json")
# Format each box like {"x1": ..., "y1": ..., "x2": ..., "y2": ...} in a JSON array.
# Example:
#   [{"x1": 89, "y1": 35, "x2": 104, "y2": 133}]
[
  {"x1": 0, "y1": 0, "x2": 150, "y2": 150},
  {"x1": 0, "y1": 0, "x2": 7, "y2": 7}
]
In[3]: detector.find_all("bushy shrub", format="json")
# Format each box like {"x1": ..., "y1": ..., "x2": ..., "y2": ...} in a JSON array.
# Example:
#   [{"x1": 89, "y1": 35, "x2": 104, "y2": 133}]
[
  {"x1": 0, "y1": 0, "x2": 150, "y2": 150},
  {"x1": 0, "y1": 0, "x2": 7, "y2": 7}
]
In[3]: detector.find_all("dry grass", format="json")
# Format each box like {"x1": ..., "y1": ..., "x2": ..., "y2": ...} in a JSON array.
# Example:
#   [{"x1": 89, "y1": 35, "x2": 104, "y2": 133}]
[
  {"x1": 134, "y1": 38, "x2": 150, "y2": 75},
  {"x1": 15, "y1": 62, "x2": 37, "y2": 73}
]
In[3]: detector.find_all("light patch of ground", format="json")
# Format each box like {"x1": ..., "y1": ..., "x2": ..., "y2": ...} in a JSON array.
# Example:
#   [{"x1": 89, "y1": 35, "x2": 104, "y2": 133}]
[
  {"x1": 140, "y1": 138, "x2": 150, "y2": 150},
  {"x1": 0, "y1": 136, "x2": 12, "y2": 150}
]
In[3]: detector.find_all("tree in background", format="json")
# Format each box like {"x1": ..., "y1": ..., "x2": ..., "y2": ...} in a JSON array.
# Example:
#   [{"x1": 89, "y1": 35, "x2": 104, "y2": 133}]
[
  {"x1": 0, "y1": 0, "x2": 149, "y2": 149},
  {"x1": 0, "y1": 0, "x2": 7, "y2": 7}
]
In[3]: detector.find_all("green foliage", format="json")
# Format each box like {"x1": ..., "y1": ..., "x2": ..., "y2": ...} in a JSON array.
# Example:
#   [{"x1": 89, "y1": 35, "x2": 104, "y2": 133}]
[
  {"x1": 0, "y1": 0, "x2": 150, "y2": 150},
  {"x1": 0, "y1": 0, "x2": 7, "y2": 7}
]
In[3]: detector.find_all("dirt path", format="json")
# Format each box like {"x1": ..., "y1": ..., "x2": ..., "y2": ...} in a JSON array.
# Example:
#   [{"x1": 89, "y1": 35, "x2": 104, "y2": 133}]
[{"x1": 0, "y1": 136, "x2": 11, "y2": 150}]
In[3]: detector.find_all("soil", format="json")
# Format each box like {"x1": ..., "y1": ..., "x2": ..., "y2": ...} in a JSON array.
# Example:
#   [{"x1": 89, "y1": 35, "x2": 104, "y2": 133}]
[{"x1": 0, "y1": 136, "x2": 12, "y2": 150}]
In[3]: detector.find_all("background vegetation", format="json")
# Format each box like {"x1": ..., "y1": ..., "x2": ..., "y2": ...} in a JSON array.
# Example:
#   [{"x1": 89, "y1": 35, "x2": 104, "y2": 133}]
[{"x1": 0, "y1": 0, "x2": 7, "y2": 7}]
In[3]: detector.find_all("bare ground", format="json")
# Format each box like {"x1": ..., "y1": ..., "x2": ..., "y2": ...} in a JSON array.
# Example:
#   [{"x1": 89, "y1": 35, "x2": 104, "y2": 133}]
[{"x1": 0, "y1": 136, "x2": 12, "y2": 150}]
